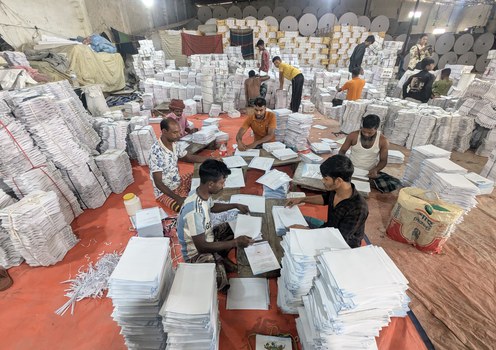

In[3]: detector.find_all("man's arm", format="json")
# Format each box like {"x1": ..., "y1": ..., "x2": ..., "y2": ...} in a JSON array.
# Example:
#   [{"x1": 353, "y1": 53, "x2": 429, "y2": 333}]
[
  {"x1": 286, "y1": 195, "x2": 325, "y2": 207},
  {"x1": 279, "y1": 72, "x2": 284, "y2": 90},
  {"x1": 245, "y1": 127, "x2": 275, "y2": 149},
  {"x1": 152, "y1": 171, "x2": 185, "y2": 204},
  {"x1": 211, "y1": 203, "x2": 250, "y2": 214},
  {"x1": 192, "y1": 233, "x2": 253, "y2": 254},
  {"x1": 260, "y1": 76, "x2": 270, "y2": 82},
  {"x1": 368, "y1": 135, "x2": 389, "y2": 178},
  {"x1": 236, "y1": 126, "x2": 249, "y2": 150},
  {"x1": 338, "y1": 132, "x2": 355, "y2": 155},
  {"x1": 244, "y1": 80, "x2": 249, "y2": 105}
]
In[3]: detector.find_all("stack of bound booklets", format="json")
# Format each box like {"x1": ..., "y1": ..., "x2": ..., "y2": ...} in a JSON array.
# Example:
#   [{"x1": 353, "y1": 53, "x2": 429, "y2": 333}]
[
  {"x1": 130, "y1": 125, "x2": 157, "y2": 166},
  {"x1": 94, "y1": 149, "x2": 134, "y2": 194},
  {"x1": 402, "y1": 144, "x2": 451, "y2": 186}
]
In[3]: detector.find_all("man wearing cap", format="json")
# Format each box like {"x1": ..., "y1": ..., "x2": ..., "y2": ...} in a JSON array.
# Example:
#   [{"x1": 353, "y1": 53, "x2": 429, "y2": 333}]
[{"x1": 166, "y1": 99, "x2": 197, "y2": 137}]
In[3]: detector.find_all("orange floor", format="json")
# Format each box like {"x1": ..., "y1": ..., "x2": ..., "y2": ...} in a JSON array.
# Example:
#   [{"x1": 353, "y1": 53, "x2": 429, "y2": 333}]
[{"x1": 0, "y1": 114, "x2": 430, "y2": 350}]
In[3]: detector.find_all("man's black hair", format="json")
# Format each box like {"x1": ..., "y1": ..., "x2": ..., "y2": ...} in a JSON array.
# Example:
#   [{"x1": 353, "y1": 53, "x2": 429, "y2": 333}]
[
  {"x1": 254, "y1": 97, "x2": 267, "y2": 107},
  {"x1": 421, "y1": 57, "x2": 435, "y2": 70},
  {"x1": 362, "y1": 114, "x2": 381, "y2": 129},
  {"x1": 248, "y1": 70, "x2": 256, "y2": 77},
  {"x1": 319, "y1": 155, "x2": 354, "y2": 183},
  {"x1": 160, "y1": 117, "x2": 178, "y2": 131},
  {"x1": 351, "y1": 67, "x2": 361, "y2": 77},
  {"x1": 365, "y1": 35, "x2": 375, "y2": 43},
  {"x1": 256, "y1": 39, "x2": 265, "y2": 47},
  {"x1": 272, "y1": 56, "x2": 281, "y2": 63},
  {"x1": 199, "y1": 159, "x2": 231, "y2": 184},
  {"x1": 441, "y1": 68, "x2": 451, "y2": 77}
]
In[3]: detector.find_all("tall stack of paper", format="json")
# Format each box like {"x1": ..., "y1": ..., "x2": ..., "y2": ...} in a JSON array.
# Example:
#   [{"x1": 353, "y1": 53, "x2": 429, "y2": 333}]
[
  {"x1": 109, "y1": 237, "x2": 174, "y2": 350},
  {"x1": 387, "y1": 150, "x2": 405, "y2": 164},
  {"x1": 94, "y1": 149, "x2": 134, "y2": 194},
  {"x1": 160, "y1": 263, "x2": 219, "y2": 350},
  {"x1": 273, "y1": 109, "x2": 292, "y2": 142},
  {"x1": 453, "y1": 115, "x2": 475, "y2": 152},
  {"x1": 192, "y1": 127, "x2": 216, "y2": 145},
  {"x1": 430, "y1": 173, "x2": 479, "y2": 212},
  {"x1": 480, "y1": 149, "x2": 496, "y2": 182},
  {"x1": 263, "y1": 182, "x2": 290, "y2": 199},
  {"x1": 0, "y1": 190, "x2": 79, "y2": 266},
  {"x1": 278, "y1": 228, "x2": 350, "y2": 314},
  {"x1": 227, "y1": 278, "x2": 269, "y2": 310},
  {"x1": 203, "y1": 117, "x2": 221, "y2": 127},
  {"x1": 402, "y1": 144, "x2": 451, "y2": 186},
  {"x1": 0, "y1": 188, "x2": 16, "y2": 210},
  {"x1": 272, "y1": 206, "x2": 308, "y2": 237},
  {"x1": 93, "y1": 118, "x2": 129, "y2": 153},
  {"x1": 262, "y1": 141, "x2": 286, "y2": 153},
  {"x1": 297, "y1": 245, "x2": 410, "y2": 349},
  {"x1": 414, "y1": 158, "x2": 467, "y2": 190},
  {"x1": 388, "y1": 109, "x2": 417, "y2": 146},
  {"x1": 257, "y1": 169, "x2": 292, "y2": 191},
  {"x1": 0, "y1": 225, "x2": 23, "y2": 269},
  {"x1": 431, "y1": 113, "x2": 461, "y2": 151},
  {"x1": 272, "y1": 148, "x2": 298, "y2": 161},
  {"x1": 285, "y1": 113, "x2": 313, "y2": 151},
  {"x1": 130, "y1": 125, "x2": 157, "y2": 166},
  {"x1": 405, "y1": 112, "x2": 437, "y2": 149},
  {"x1": 340, "y1": 100, "x2": 368, "y2": 134}
]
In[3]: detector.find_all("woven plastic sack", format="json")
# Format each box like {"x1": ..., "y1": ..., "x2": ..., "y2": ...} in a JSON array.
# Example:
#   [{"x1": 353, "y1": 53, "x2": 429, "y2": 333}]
[{"x1": 386, "y1": 187, "x2": 464, "y2": 254}]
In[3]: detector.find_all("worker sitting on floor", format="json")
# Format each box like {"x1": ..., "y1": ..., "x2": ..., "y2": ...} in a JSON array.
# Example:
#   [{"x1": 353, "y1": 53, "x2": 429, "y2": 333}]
[
  {"x1": 177, "y1": 159, "x2": 252, "y2": 291},
  {"x1": 338, "y1": 114, "x2": 402, "y2": 193},
  {"x1": 236, "y1": 97, "x2": 276, "y2": 151},
  {"x1": 402, "y1": 57, "x2": 435, "y2": 103},
  {"x1": 337, "y1": 67, "x2": 366, "y2": 101},
  {"x1": 149, "y1": 118, "x2": 210, "y2": 212},
  {"x1": 272, "y1": 56, "x2": 304, "y2": 112},
  {"x1": 166, "y1": 99, "x2": 197, "y2": 137},
  {"x1": 432, "y1": 68, "x2": 453, "y2": 98},
  {"x1": 245, "y1": 70, "x2": 270, "y2": 107},
  {"x1": 286, "y1": 155, "x2": 369, "y2": 248}
]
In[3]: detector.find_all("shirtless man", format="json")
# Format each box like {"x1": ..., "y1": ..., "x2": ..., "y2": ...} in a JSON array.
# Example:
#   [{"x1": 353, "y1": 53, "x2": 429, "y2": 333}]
[{"x1": 244, "y1": 70, "x2": 270, "y2": 107}]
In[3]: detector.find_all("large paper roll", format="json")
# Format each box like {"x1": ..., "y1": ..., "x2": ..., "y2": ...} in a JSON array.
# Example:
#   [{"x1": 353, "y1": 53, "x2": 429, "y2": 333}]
[
  {"x1": 431, "y1": 52, "x2": 439, "y2": 66},
  {"x1": 212, "y1": 6, "x2": 227, "y2": 19},
  {"x1": 396, "y1": 34, "x2": 407, "y2": 42},
  {"x1": 473, "y1": 33, "x2": 494, "y2": 55},
  {"x1": 280, "y1": 16, "x2": 299, "y2": 31},
  {"x1": 437, "y1": 52, "x2": 458, "y2": 69},
  {"x1": 435, "y1": 33, "x2": 455, "y2": 55},
  {"x1": 243, "y1": 5, "x2": 258, "y2": 18},
  {"x1": 197, "y1": 6, "x2": 212, "y2": 24},
  {"x1": 288, "y1": 6, "x2": 302, "y2": 18},
  {"x1": 357, "y1": 16, "x2": 371, "y2": 30},
  {"x1": 258, "y1": 6, "x2": 272, "y2": 20},
  {"x1": 299, "y1": 13, "x2": 318, "y2": 36},
  {"x1": 339, "y1": 12, "x2": 358, "y2": 26},
  {"x1": 205, "y1": 18, "x2": 217, "y2": 25},
  {"x1": 454, "y1": 34, "x2": 474, "y2": 54},
  {"x1": 475, "y1": 53, "x2": 489, "y2": 72},
  {"x1": 457, "y1": 52, "x2": 477, "y2": 66},
  {"x1": 318, "y1": 13, "x2": 337, "y2": 31},
  {"x1": 402, "y1": 53, "x2": 411, "y2": 71},
  {"x1": 370, "y1": 15, "x2": 389, "y2": 32},
  {"x1": 317, "y1": 7, "x2": 332, "y2": 18},
  {"x1": 273, "y1": 7, "x2": 287, "y2": 22},
  {"x1": 264, "y1": 16, "x2": 279, "y2": 28},
  {"x1": 227, "y1": 6, "x2": 242, "y2": 19},
  {"x1": 186, "y1": 19, "x2": 202, "y2": 31},
  {"x1": 303, "y1": 6, "x2": 318, "y2": 16},
  {"x1": 385, "y1": 34, "x2": 394, "y2": 41}
]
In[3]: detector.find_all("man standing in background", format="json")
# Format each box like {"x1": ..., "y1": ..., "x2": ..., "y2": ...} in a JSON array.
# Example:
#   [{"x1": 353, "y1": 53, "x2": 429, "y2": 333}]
[
  {"x1": 337, "y1": 67, "x2": 366, "y2": 101},
  {"x1": 272, "y1": 56, "x2": 304, "y2": 113},
  {"x1": 256, "y1": 39, "x2": 270, "y2": 74},
  {"x1": 349, "y1": 35, "x2": 375, "y2": 73}
]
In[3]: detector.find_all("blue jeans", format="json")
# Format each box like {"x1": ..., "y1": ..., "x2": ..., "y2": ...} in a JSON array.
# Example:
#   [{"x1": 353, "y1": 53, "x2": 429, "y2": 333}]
[{"x1": 304, "y1": 216, "x2": 325, "y2": 229}]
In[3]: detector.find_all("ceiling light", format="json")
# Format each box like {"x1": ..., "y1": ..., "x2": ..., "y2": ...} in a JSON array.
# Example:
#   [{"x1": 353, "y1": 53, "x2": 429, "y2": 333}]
[
  {"x1": 142, "y1": 0, "x2": 153, "y2": 8},
  {"x1": 408, "y1": 11, "x2": 422, "y2": 18},
  {"x1": 433, "y1": 28, "x2": 446, "y2": 34}
]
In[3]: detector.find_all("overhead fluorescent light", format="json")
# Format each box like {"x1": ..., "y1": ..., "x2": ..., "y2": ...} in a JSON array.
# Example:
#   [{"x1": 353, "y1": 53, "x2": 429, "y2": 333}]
[
  {"x1": 433, "y1": 28, "x2": 446, "y2": 34},
  {"x1": 142, "y1": 0, "x2": 153, "y2": 7},
  {"x1": 408, "y1": 11, "x2": 422, "y2": 18}
]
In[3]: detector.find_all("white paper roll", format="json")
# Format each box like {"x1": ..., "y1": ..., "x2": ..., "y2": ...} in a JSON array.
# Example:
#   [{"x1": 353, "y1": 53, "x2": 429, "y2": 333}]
[
  {"x1": 370, "y1": 15, "x2": 389, "y2": 32},
  {"x1": 431, "y1": 52, "x2": 439, "y2": 66},
  {"x1": 402, "y1": 53, "x2": 411, "y2": 71},
  {"x1": 473, "y1": 33, "x2": 494, "y2": 55},
  {"x1": 303, "y1": 6, "x2": 318, "y2": 16},
  {"x1": 205, "y1": 18, "x2": 217, "y2": 26},
  {"x1": 288, "y1": 6, "x2": 302, "y2": 18},
  {"x1": 212, "y1": 6, "x2": 227, "y2": 19},
  {"x1": 457, "y1": 52, "x2": 477, "y2": 66},
  {"x1": 384, "y1": 34, "x2": 394, "y2": 41},
  {"x1": 227, "y1": 6, "x2": 242, "y2": 19},
  {"x1": 454, "y1": 34, "x2": 474, "y2": 55},
  {"x1": 197, "y1": 6, "x2": 212, "y2": 24},
  {"x1": 357, "y1": 16, "x2": 371, "y2": 30},
  {"x1": 264, "y1": 16, "x2": 279, "y2": 28},
  {"x1": 243, "y1": 5, "x2": 258, "y2": 18},
  {"x1": 396, "y1": 34, "x2": 407, "y2": 42},
  {"x1": 437, "y1": 52, "x2": 458, "y2": 69},
  {"x1": 339, "y1": 12, "x2": 358, "y2": 26},
  {"x1": 280, "y1": 16, "x2": 299, "y2": 31},
  {"x1": 435, "y1": 33, "x2": 455, "y2": 55},
  {"x1": 475, "y1": 53, "x2": 489, "y2": 72},
  {"x1": 317, "y1": 7, "x2": 332, "y2": 18},
  {"x1": 299, "y1": 13, "x2": 318, "y2": 36},
  {"x1": 258, "y1": 6, "x2": 272, "y2": 20},
  {"x1": 318, "y1": 13, "x2": 337, "y2": 31},
  {"x1": 186, "y1": 19, "x2": 202, "y2": 30},
  {"x1": 273, "y1": 7, "x2": 287, "y2": 22}
]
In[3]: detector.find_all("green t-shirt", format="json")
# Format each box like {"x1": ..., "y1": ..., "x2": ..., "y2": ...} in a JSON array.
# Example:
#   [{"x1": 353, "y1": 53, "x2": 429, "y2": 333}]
[{"x1": 432, "y1": 79, "x2": 453, "y2": 97}]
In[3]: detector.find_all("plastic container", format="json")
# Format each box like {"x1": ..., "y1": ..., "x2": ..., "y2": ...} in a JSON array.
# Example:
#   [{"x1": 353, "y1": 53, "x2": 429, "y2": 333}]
[
  {"x1": 123, "y1": 193, "x2": 142, "y2": 216},
  {"x1": 218, "y1": 143, "x2": 228, "y2": 157}
]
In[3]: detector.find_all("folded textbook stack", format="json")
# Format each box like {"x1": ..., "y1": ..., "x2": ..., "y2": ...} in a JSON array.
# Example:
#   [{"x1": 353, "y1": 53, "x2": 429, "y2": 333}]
[{"x1": 94, "y1": 149, "x2": 134, "y2": 194}]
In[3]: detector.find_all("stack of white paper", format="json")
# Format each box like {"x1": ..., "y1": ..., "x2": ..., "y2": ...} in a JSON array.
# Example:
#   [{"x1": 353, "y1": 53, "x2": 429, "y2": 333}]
[
  {"x1": 93, "y1": 119, "x2": 129, "y2": 153},
  {"x1": 454, "y1": 115, "x2": 476, "y2": 153},
  {"x1": 405, "y1": 112, "x2": 437, "y2": 149},
  {"x1": 130, "y1": 125, "x2": 157, "y2": 166},
  {"x1": 300, "y1": 152, "x2": 324, "y2": 164},
  {"x1": 302, "y1": 164, "x2": 321, "y2": 179},
  {"x1": 235, "y1": 149, "x2": 260, "y2": 157},
  {"x1": 0, "y1": 225, "x2": 23, "y2": 269},
  {"x1": 0, "y1": 190, "x2": 79, "y2": 266},
  {"x1": 225, "y1": 168, "x2": 245, "y2": 188},
  {"x1": 244, "y1": 241, "x2": 281, "y2": 275},
  {"x1": 230, "y1": 194, "x2": 266, "y2": 213},
  {"x1": 352, "y1": 180, "x2": 371, "y2": 198},
  {"x1": 402, "y1": 144, "x2": 451, "y2": 186},
  {"x1": 94, "y1": 149, "x2": 134, "y2": 194},
  {"x1": 0, "y1": 188, "x2": 16, "y2": 210},
  {"x1": 222, "y1": 155, "x2": 247, "y2": 168},
  {"x1": 431, "y1": 173, "x2": 479, "y2": 212},
  {"x1": 160, "y1": 263, "x2": 219, "y2": 350},
  {"x1": 414, "y1": 158, "x2": 467, "y2": 190},
  {"x1": 297, "y1": 245, "x2": 410, "y2": 349},
  {"x1": 262, "y1": 141, "x2": 286, "y2": 153},
  {"x1": 256, "y1": 169, "x2": 292, "y2": 190},
  {"x1": 227, "y1": 278, "x2": 269, "y2": 310},
  {"x1": 248, "y1": 157, "x2": 274, "y2": 171},
  {"x1": 480, "y1": 149, "x2": 496, "y2": 183},
  {"x1": 192, "y1": 127, "x2": 216, "y2": 145},
  {"x1": 284, "y1": 113, "x2": 313, "y2": 151},
  {"x1": 278, "y1": 228, "x2": 350, "y2": 314},
  {"x1": 272, "y1": 148, "x2": 298, "y2": 161},
  {"x1": 272, "y1": 206, "x2": 308, "y2": 237},
  {"x1": 310, "y1": 142, "x2": 332, "y2": 154},
  {"x1": 273, "y1": 109, "x2": 292, "y2": 142},
  {"x1": 339, "y1": 100, "x2": 368, "y2": 134},
  {"x1": 203, "y1": 117, "x2": 221, "y2": 127},
  {"x1": 388, "y1": 109, "x2": 418, "y2": 146},
  {"x1": 263, "y1": 182, "x2": 290, "y2": 199},
  {"x1": 464, "y1": 172, "x2": 494, "y2": 195},
  {"x1": 233, "y1": 214, "x2": 262, "y2": 240},
  {"x1": 109, "y1": 237, "x2": 173, "y2": 350},
  {"x1": 387, "y1": 150, "x2": 405, "y2": 164}
]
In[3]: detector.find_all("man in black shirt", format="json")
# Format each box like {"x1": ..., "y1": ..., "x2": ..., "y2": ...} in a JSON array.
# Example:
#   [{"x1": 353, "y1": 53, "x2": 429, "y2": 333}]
[
  {"x1": 349, "y1": 35, "x2": 375, "y2": 73},
  {"x1": 285, "y1": 155, "x2": 369, "y2": 248},
  {"x1": 402, "y1": 57, "x2": 436, "y2": 103}
]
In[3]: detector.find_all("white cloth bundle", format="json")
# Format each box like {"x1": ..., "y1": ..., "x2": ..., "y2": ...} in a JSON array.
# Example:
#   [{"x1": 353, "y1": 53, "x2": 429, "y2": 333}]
[{"x1": 94, "y1": 149, "x2": 134, "y2": 194}]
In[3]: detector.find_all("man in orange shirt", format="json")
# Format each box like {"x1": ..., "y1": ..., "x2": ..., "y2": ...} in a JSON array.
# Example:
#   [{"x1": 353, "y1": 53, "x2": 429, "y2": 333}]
[
  {"x1": 337, "y1": 67, "x2": 366, "y2": 101},
  {"x1": 236, "y1": 97, "x2": 276, "y2": 151}
]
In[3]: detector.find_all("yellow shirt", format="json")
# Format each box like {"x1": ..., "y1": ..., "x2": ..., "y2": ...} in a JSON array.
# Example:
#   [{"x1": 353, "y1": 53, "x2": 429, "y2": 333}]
[{"x1": 279, "y1": 62, "x2": 301, "y2": 80}]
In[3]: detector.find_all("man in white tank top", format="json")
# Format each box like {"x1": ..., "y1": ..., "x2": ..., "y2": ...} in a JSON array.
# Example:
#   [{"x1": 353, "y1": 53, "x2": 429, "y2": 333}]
[{"x1": 339, "y1": 115, "x2": 402, "y2": 193}]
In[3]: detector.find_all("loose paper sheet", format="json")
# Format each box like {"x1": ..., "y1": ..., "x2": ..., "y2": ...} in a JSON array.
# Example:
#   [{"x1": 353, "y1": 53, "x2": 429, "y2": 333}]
[{"x1": 244, "y1": 241, "x2": 281, "y2": 275}]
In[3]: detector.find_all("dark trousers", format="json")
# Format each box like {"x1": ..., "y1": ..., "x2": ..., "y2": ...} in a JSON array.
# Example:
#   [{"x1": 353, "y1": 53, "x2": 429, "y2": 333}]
[{"x1": 290, "y1": 73, "x2": 304, "y2": 112}]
